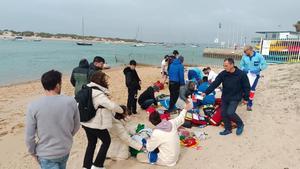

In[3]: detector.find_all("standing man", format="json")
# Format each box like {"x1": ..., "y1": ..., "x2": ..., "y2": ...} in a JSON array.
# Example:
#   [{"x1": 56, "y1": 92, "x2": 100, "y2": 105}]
[
  {"x1": 70, "y1": 58, "x2": 90, "y2": 95},
  {"x1": 240, "y1": 45, "x2": 267, "y2": 111},
  {"x1": 25, "y1": 70, "x2": 81, "y2": 169},
  {"x1": 167, "y1": 57, "x2": 185, "y2": 113},
  {"x1": 202, "y1": 58, "x2": 250, "y2": 136},
  {"x1": 123, "y1": 60, "x2": 141, "y2": 115},
  {"x1": 88, "y1": 56, "x2": 105, "y2": 81}
]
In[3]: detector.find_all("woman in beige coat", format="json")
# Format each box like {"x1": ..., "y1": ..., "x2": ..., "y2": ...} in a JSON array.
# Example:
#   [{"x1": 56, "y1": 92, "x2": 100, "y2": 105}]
[
  {"x1": 107, "y1": 113, "x2": 143, "y2": 160},
  {"x1": 81, "y1": 71, "x2": 123, "y2": 169}
]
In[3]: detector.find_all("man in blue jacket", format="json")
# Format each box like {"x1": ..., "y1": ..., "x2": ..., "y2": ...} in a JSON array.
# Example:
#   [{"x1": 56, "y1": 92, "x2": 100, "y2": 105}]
[
  {"x1": 167, "y1": 57, "x2": 185, "y2": 113},
  {"x1": 202, "y1": 58, "x2": 250, "y2": 136},
  {"x1": 240, "y1": 45, "x2": 267, "y2": 111}
]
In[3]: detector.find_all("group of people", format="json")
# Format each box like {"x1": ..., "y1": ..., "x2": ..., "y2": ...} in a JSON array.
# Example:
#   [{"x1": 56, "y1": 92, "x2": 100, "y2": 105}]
[{"x1": 25, "y1": 45, "x2": 267, "y2": 169}]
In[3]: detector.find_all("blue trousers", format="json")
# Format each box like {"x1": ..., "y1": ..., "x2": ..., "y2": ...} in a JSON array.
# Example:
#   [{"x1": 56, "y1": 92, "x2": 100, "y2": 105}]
[
  {"x1": 221, "y1": 100, "x2": 243, "y2": 131},
  {"x1": 38, "y1": 154, "x2": 69, "y2": 169}
]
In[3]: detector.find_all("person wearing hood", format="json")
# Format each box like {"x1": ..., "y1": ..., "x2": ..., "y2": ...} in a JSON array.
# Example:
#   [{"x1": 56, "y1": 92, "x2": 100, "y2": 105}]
[
  {"x1": 136, "y1": 101, "x2": 192, "y2": 166},
  {"x1": 88, "y1": 56, "x2": 105, "y2": 82},
  {"x1": 187, "y1": 67, "x2": 204, "y2": 84},
  {"x1": 201, "y1": 58, "x2": 250, "y2": 136},
  {"x1": 70, "y1": 58, "x2": 90, "y2": 95},
  {"x1": 123, "y1": 60, "x2": 141, "y2": 115},
  {"x1": 167, "y1": 56, "x2": 185, "y2": 113},
  {"x1": 81, "y1": 71, "x2": 124, "y2": 169},
  {"x1": 240, "y1": 45, "x2": 267, "y2": 111},
  {"x1": 138, "y1": 85, "x2": 160, "y2": 110}
]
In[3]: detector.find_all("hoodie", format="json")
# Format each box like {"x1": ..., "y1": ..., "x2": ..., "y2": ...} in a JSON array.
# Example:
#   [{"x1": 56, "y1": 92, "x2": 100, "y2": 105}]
[
  {"x1": 70, "y1": 60, "x2": 90, "y2": 95},
  {"x1": 123, "y1": 67, "x2": 141, "y2": 90},
  {"x1": 205, "y1": 67, "x2": 250, "y2": 102},
  {"x1": 168, "y1": 59, "x2": 185, "y2": 85},
  {"x1": 138, "y1": 86, "x2": 157, "y2": 105}
]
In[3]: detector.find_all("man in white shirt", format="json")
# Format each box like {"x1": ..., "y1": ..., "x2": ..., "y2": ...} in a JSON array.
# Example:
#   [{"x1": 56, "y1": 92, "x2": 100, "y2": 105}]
[{"x1": 203, "y1": 67, "x2": 218, "y2": 83}]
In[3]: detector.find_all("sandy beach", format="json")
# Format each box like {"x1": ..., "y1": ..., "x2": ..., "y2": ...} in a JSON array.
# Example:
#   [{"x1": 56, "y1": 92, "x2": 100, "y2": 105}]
[{"x1": 0, "y1": 64, "x2": 299, "y2": 169}]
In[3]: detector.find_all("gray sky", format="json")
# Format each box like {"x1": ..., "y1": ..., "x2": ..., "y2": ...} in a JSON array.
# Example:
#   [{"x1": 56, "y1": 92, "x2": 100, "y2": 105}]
[{"x1": 0, "y1": 0, "x2": 299, "y2": 43}]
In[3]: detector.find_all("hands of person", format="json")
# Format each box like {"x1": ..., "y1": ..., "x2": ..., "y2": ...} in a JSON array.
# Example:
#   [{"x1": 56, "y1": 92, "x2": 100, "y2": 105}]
[
  {"x1": 184, "y1": 100, "x2": 193, "y2": 111},
  {"x1": 242, "y1": 100, "x2": 248, "y2": 105},
  {"x1": 201, "y1": 93, "x2": 206, "y2": 98},
  {"x1": 31, "y1": 154, "x2": 39, "y2": 164}
]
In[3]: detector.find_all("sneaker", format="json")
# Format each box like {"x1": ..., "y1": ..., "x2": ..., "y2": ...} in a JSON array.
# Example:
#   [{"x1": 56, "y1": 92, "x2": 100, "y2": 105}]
[
  {"x1": 219, "y1": 130, "x2": 232, "y2": 136},
  {"x1": 236, "y1": 124, "x2": 244, "y2": 136},
  {"x1": 247, "y1": 106, "x2": 252, "y2": 111}
]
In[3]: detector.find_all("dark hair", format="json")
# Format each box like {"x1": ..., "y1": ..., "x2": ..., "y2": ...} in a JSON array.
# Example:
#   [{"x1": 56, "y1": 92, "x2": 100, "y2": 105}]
[
  {"x1": 93, "y1": 56, "x2": 105, "y2": 63},
  {"x1": 202, "y1": 68, "x2": 207, "y2": 72},
  {"x1": 173, "y1": 50, "x2": 179, "y2": 55},
  {"x1": 149, "y1": 111, "x2": 161, "y2": 126},
  {"x1": 164, "y1": 55, "x2": 169, "y2": 59},
  {"x1": 90, "y1": 71, "x2": 109, "y2": 88},
  {"x1": 79, "y1": 58, "x2": 89, "y2": 68},
  {"x1": 224, "y1": 58, "x2": 235, "y2": 65},
  {"x1": 206, "y1": 67, "x2": 211, "y2": 70},
  {"x1": 129, "y1": 60, "x2": 137, "y2": 65},
  {"x1": 41, "y1": 70, "x2": 62, "y2": 90},
  {"x1": 202, "y1": 76, "x2": 208, "y2": 82}
]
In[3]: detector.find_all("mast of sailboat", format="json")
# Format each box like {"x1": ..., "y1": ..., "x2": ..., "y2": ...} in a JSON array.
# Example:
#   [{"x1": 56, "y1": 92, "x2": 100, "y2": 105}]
[{"x1": 82, "y1": 17, "x2": 85, "y2": 40}]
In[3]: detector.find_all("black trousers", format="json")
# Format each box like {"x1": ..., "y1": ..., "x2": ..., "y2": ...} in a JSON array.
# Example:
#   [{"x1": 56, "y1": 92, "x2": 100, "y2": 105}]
[
  {"x1": 221, "y1": 100, "x2": 244, "y2": 131},
  {"x1": 168, "y1": 81, "x2": 180, "y2": 112},
  {"x1": 82, "y1": 126, "x2": 111, "y2": 169},
  {"x1": 127, "y1": 88, "x2": 138, "y2": 114}
]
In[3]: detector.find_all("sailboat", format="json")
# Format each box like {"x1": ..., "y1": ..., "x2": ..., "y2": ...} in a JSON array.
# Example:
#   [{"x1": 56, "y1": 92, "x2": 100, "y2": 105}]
[
  {"x1": 77, "y1": 17, "x2": 93, "y2": 46},
  {"x1": 133, "y1": 26, "x2": 145, "y2": 47}
]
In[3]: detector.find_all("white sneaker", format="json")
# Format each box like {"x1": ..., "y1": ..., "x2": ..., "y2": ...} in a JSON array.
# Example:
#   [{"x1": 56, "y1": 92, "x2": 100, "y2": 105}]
[{"x1": 91, "y1": 166, "x2": 106, "y2": 169}]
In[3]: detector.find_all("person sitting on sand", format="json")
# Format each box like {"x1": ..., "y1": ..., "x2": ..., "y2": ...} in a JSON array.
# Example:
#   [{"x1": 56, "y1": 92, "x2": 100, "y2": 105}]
[
  {"x1": 70, "y1": 58, "x2": 90, "y2": 95},
  {"x1": 179, "y1": 81, "x2": 197, "y2": 103},
  {"x1": 136, "y1": 101, "x2": 192, "y2": 166},
  {"x1": 138, "y1": 85, "x2": 160, "y2": 110},
  {"x1": 106, "y1": 106, "x2": 143, "y2": 161}
]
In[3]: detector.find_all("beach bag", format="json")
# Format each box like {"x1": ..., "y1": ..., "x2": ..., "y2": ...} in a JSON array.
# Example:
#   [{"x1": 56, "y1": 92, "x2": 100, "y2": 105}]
[
  {"x1": 208, "y1": 106, "x2": 222, "y2": 126},
  {"x1": 75, "y1": 85, "x2": 104, "y2": 122}
]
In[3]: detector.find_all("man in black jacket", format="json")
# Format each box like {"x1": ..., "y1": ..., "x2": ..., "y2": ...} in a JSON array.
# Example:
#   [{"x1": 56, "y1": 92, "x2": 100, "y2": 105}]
[
  {"x1": 202, "y1": 58, "x2": 250, "y2": 136},
  {"x1": 70, "y1": 58, "x2": 90, "y2": 95},
  {"x1": 123, "y1": 60, "x2": 141, "y2": 115},
  {"x1": 88, "y1": 56, "x2": 105, "y2": 81},
  {"x1": 138, "y1": 85, "x2": 160, "y2": 110}
]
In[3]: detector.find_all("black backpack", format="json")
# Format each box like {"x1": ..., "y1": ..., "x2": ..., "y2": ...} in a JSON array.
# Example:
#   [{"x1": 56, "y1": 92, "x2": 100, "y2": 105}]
[{"x1": 75, "y1": 85, "x2": 104, "y2": 122}]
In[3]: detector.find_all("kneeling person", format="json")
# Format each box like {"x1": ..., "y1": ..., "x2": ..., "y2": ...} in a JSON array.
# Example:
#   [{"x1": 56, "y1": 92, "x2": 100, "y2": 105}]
[{"x1": 138, "y1": 85, "x2": 160, "y2": 110}]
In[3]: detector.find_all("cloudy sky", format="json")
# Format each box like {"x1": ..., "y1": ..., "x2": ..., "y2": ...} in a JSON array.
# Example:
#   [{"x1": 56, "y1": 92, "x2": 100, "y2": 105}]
[{"x1": 0, "y1": 0, "x2": 299, "y2": 43}]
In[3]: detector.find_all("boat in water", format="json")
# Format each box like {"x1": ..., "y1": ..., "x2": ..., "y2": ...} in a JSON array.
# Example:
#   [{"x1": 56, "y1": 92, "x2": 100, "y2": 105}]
[
  {"x1": 76, "y1": 17, "x2": 93, "y2": 46},
  {"x1": 14, "y1": 36, "x2": 24, "y2": 40},
  {"x1": 133, "y1": 43, "x2": 145, "y2": 47}
]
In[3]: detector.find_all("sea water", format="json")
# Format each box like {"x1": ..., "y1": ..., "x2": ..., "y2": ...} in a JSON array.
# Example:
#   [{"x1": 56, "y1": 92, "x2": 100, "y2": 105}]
[{"x1": 0, "y1": 39, "x2": 223, "y2": 86}]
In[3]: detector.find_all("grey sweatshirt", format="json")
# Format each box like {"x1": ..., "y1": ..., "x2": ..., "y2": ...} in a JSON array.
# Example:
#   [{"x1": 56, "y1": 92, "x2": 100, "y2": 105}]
[{"x1": 25, "y1": 95, "x2": 80, "y2": 159}]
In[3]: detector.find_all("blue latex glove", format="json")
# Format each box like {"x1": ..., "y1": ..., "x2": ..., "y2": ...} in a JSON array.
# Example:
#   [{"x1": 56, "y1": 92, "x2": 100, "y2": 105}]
[{"x1": 142, "y1": 138, "x2": 147, "y2": 147}]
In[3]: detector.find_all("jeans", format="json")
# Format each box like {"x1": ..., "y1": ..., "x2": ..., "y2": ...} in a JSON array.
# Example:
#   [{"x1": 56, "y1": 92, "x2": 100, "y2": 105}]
[
  {"x1": 38, "y1": 154, "x2": 69, "y2": 169},
  {"x1": 83, "y1": 126, "x2": 111, "y2": 168},
  {"x1": 140, "y1": 99, "x2": 156, "y2": 109},
  {"x1": 168, "y1": 81, "x2": 180, "y2": 112},
  {"x1": 221, "y1": 100, "x2": 244, "y2": 131},
  {"x1": 127, "y1": 88, "x2": 138, "y2": 114}
]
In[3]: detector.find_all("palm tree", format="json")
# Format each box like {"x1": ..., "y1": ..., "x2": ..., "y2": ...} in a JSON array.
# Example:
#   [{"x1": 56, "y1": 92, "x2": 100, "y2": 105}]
[{"x1": 294, "y1": 21, "x2": 300, "y2": 32}]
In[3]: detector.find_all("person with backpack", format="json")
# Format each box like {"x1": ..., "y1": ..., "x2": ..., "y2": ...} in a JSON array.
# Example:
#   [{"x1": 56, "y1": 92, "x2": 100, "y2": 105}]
[
  {"x1": 106, "y1": 108, "x2": 143, "y2": 160},
  {"x1": 70, "y1": 58, "x2": 90, "y2": 95},
  {"x1": 25, "y1": 70, "x2": 80, "y2": 169},
  {"x1": 88, "y1": 56, "x2": 106, "y2": 82},
  {"x1": 80, "y1": 71, "x2": 123, "y2": 169},
  {"x1": 201, "y1": 58, "x2": 250, "y2": 136},
  {"x1": 167, "y1": 56, "x2": 185, "y2": 113},
  {"x1": 138, "y1": 85, "x2": 160, "y2": 110},
  {"x1": 123, "y1": 60, "x2": 141, "y2": 115}
]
